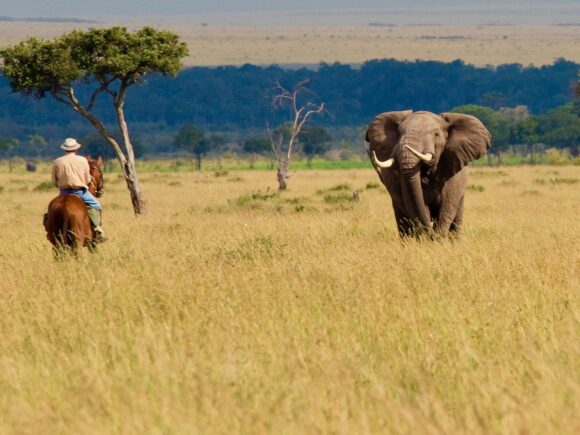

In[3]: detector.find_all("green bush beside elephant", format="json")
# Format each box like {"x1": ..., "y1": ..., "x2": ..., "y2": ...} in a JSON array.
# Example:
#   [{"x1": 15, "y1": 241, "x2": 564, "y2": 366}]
[{"x1": 366, "y1": 110, "x2": 491, "y2": 237}]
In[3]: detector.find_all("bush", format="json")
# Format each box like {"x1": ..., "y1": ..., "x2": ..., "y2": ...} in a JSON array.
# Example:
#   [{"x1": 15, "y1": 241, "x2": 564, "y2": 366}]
[
  {"x1": 466, "y1": 184, "x2": 485, "y2": 192},
  {"x1": 316, "y1": 183, "x2": 352, "y2": 194},
  {"x1": 232, "y1": 190, "x2": 279, "y2": 208}
]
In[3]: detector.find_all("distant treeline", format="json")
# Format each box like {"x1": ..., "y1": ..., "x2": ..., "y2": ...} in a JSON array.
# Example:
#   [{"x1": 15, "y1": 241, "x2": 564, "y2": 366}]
[{"x1": 0, "y1": 58, "x2": 578, "y2": 151}]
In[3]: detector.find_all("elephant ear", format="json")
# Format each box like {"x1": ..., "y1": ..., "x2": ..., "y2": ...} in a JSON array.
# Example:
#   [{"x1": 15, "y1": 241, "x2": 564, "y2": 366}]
[
  {"x1": 365, "y1": 110, "x2": 412, "y2": 161},
  {"x1": 438, "y1": 112, "x2": 491, "y2": 180}
]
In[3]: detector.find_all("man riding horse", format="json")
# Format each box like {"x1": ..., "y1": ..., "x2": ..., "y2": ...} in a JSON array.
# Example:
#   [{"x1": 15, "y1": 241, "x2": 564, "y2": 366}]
[{"x1": 51, "y1": 138, "x2": 107, "y2": 242}]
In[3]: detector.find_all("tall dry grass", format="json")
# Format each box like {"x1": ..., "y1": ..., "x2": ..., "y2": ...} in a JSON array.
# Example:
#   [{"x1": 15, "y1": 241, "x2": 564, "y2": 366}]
[{"x1": 0, "y1": 166, "x2": 578, "y2": 434}]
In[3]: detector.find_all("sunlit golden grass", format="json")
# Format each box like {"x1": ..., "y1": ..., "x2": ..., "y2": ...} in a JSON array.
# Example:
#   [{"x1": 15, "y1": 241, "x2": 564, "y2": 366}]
[{"x1": 0, "y1": 166, "x2": 578, "y2": 433}]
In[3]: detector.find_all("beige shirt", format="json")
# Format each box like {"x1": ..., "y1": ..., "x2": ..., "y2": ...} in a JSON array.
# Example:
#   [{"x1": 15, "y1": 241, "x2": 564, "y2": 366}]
[{"x1": 52, "y1": 153, "x2": 91, "y2": 189}]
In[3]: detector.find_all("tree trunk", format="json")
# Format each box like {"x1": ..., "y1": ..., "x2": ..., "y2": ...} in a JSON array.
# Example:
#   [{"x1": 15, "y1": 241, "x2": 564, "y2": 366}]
[
  {"x1": 123, "y1": 160, "x2": 146, "y2": 215},
  {"x1": 66, "y1": 87, "x2": 146, "y2": 215},
  {"x1": 497, "y1": 151, "x2": 503, "y2": 165},
  {"x1": 277, "y1": 157, "x2": 289, "y2": 190},
  {"x1": 8, "y1": 156, "x2": 13, "y2": 173},
  {"x1": 487, "y1": 153, "x2": 493, "y2": 166},
  {"x1": 114, "y1": 87, "x2": 146, "y2": 215},
  {"x1": 249, "y1": 153, "x2": 255, "y2": 169},
  {"x1": 196, "y1": 153, "x2": 201, "y2": 171}
]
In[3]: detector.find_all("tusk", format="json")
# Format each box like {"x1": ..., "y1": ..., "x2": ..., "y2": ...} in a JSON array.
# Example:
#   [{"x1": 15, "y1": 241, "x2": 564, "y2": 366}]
[
  {"x1": 372, "y1": 151, "x2": 394, "y2": 168},
  {"x1": 404, "y1": 145, "x2": 433, "y2": 162}
]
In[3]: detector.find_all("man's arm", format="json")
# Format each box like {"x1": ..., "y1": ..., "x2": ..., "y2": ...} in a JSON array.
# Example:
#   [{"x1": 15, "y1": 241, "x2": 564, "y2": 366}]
[{"x1": 82, "y1": 157, "x2": 91, "y2": 186}]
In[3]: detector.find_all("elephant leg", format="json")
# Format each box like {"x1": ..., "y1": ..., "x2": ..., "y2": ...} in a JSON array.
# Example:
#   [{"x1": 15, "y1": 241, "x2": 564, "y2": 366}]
[
  {"x1": 449, "y1": 195, "x2": 464, "y2": 234},
  {"x1": 435, "y1": 171, "x2": 467, "y2": 236}
]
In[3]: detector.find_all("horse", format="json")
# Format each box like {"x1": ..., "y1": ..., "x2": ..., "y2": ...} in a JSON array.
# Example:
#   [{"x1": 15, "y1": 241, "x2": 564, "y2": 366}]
[{"x1": 44, "y1": 156, "x2": 104, "y2": 253}]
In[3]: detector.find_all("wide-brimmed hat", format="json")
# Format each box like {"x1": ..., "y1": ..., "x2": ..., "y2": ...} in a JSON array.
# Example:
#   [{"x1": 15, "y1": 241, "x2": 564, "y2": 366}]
[{"x1": 60, "y1": 138, "x2": 81, "y2": 151}]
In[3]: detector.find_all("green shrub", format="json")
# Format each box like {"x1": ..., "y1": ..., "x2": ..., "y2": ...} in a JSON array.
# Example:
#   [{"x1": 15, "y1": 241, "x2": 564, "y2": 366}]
[
  {"x1": 316, "y1": 183, "x2": 351, "y2": 195},
  {"x1": 534, "y1": 178, "x2": 578, "y2": 185},
  {"x1": 323, "y1": 192, "x2": 355, "y2": 204},
  {"x1": 232, "y1": 190, "x2": 279, "y2": 208},
  {"x1": 549, "y1": 178, "x2": 578, "y2": 185},
  {"x1": 466, "y1": 184, "x2": 485, "y2": 192}
]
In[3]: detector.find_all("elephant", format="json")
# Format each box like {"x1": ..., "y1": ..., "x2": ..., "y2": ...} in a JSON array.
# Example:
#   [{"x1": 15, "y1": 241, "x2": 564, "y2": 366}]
[{"x1": 365, "y1": 110, "x2": 491, "y2": 237}]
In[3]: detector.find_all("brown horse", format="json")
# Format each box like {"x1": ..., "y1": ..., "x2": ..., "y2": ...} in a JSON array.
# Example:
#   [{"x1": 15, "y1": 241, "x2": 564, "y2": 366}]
[{"x1": 44, "y1": 157, "x2": 104, "y2": 252}]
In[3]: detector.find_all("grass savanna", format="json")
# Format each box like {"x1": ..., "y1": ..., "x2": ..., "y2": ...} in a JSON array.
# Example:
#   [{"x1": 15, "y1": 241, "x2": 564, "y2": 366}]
[
  {"x1": 1, "y1": 21, "x2": 580, "y2": 67},
  {"x1": 0, "y1": 165, "x2": 578, "y2": 433}
]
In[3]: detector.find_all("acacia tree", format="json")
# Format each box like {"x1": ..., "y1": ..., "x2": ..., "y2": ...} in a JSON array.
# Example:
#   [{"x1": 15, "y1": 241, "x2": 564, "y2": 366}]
[
  {"x1": 300, "y1": 126, "x2": 331, "y2": 168},
  {"x1": 174, "y1": 124, "x2": 208, "y2": 170},
  {"x1": 268, "y1": 80, "x2": 325, "y2": 190},
  {"x1": 27, "y1": 133, "x2": 47, "y2": 158},
  {"x1": 537, "y1": 104, "x2": 580, "y2": 157},
  {"x1": 242, "y1": 137, "x2": 271, "y2": 169},
  {"x1": 0, "y1": 137, "x2": 18, "y2": 173},
  {"x1": 0, "y1": 27, "x2": 188, "y2": 214}
]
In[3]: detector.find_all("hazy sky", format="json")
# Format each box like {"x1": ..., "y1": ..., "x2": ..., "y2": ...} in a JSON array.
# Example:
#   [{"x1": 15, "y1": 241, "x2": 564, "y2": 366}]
[{"x1": 1, "y1": 0, "x2": 578, "y2": 17}]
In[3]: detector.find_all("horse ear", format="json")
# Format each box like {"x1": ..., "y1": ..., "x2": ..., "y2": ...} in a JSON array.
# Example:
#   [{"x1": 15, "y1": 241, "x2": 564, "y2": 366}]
[
  {"x1": 438, "y1": 113, "x2": 491, "y2": 180},
  {"x1": 366, "y1": 110, "x2": 412, "y2": 161},
  {"x1": 96, "y1": 156, "x2": 104, "y2": 167}
]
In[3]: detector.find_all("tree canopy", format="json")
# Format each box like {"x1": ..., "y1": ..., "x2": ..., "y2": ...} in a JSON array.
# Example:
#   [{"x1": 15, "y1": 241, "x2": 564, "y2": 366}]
[
  {"x1": 0, "y1": 26, "x2": 188, "y2": 213},
  {"x1": 1, "y1": 27, "x2": 187, "y2": 100},
  {"x1": 174, "y1": 124, "x2": 221, "y2": 170},
  {"x1": 299, "y1": 126, "x2": 332, "y2": 164}
]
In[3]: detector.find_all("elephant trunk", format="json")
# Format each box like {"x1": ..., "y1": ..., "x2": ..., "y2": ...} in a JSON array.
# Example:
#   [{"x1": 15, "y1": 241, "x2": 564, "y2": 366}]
[{"x1": 399, "y1": 142, "x2": 431, "y2": 229}]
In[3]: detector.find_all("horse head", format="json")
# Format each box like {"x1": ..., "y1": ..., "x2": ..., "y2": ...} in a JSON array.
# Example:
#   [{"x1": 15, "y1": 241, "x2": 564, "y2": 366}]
[{"x1": 88, "y1": 156, "x2": 104, "y2": 198}]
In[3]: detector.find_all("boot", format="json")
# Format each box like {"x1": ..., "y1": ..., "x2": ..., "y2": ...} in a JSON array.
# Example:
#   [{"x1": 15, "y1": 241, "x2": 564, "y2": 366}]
[{"x1": 87, "y1": 207, "x2": 107, "y2": 243}]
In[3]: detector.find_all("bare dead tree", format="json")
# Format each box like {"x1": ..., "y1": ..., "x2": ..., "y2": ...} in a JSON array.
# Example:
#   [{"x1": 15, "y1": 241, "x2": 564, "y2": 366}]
[{"x1": 268, "y1": 80, "x2": 325, "y2": 190}]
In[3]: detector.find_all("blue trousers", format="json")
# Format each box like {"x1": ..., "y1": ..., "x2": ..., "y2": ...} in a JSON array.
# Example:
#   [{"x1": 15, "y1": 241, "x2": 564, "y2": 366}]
[{"x1": 60, "y1": 188, "x2": 102, "y2": 210}]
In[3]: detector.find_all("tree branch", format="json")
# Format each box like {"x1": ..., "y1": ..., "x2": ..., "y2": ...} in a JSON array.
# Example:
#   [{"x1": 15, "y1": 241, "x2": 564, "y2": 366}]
[
  {"x1": 114, "y1": 78, "x2": 136, "y2": 165},
  {"x1": 266, "y1": 122, "x2": 281, "y2": 160},
  {"x1": 65, "y1": 86, "x2": 128, "y2": 169},
  {"x1": 86, "y1": 77, "x2": 116, "y2": 111}
]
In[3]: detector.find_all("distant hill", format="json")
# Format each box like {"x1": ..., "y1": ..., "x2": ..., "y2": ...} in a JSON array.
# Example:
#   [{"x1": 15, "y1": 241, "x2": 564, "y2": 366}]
[{"x1": 0, "y1": 16, "x2": 97, "y2": 24}]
